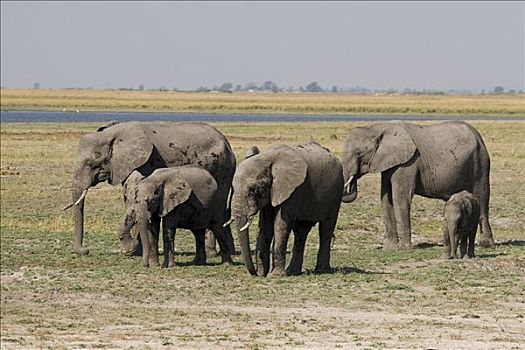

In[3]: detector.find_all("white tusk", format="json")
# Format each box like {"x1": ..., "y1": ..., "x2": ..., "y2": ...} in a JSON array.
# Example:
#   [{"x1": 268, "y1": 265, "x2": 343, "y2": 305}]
[
  {"x1": 62, "y1": 202, "x2": 74, "y2": 211},
  {"x1": 239, "y1": 216, "x2": 254, "y2": 231},
  {"x1": 223, "y1": 218, "x2": 234, "y2": 227},
  {"x1": 344, "y1": 175, "x2": 355, "y2": 193},
  {"x1": 344, "y1": 175, "x2": 355, "y2": 189},
  {"x1": 74, "y1": 189, "x2": 88, "y2": 206}
]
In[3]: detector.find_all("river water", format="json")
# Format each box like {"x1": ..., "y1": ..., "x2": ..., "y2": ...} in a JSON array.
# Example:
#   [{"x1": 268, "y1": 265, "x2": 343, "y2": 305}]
[{"x1": 1, "y1": 111, "x2": 523, "y2": 123}]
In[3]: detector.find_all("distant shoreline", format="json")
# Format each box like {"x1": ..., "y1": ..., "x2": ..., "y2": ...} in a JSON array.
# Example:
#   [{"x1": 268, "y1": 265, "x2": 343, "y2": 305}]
[{"x1": 1, "y1": 88, "x2": 524, "y2": 117}]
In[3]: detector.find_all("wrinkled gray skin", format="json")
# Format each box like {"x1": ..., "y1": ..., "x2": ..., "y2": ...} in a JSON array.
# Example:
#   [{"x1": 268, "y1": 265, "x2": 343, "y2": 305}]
[
  {"x1": 442, "y1": 191, "x2": 480, "y2": 259},
  {"x1": 231, "y1": 142, "x2": 343, "y2": 277},
  {"x1": 118, "y1": 167, "x2": 232, "y2": 267},
  {"x1": 70, "y1": 121, "x2": 236, "y2": 257},
  {"x1": 341, "y1": 121, "x2": 494, "y2": 250}
]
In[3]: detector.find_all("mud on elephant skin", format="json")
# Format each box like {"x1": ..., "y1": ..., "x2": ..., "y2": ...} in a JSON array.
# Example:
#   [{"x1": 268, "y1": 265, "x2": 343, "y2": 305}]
[
  {"x1": 229, "y1": 142, "x2": 343, "y2": 277},
  {"x1": 442, "y1": 190, "x2": 480, "y2": 259},
  {"x1": 341, "y1": 121, "x2": 494, "y2": 250},
  {"x1": 118, "y1": 167, "x2": 233, "y2": 268},
  {"x1": 66, "y1": 121, "x2": 236, "y2": 256}
]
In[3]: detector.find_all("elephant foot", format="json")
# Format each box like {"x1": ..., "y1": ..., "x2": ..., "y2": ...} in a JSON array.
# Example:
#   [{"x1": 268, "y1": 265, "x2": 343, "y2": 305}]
[
  {"x1": 162, "y1": 259, "x2": 175, "y2": 268},
  {"x1": 479, "y1": 237, "x2": 495, "y2": 248},
  {"x1": 74, "y1": 245, "x2": 90, "y2": 256},
  {"x1": 441, "y1": 253, "x2": 453, "y2": 260},
  {"x1": 398, "y1": 240, "x2": 413, "y2": 250},
  {"x1": 268, "y1": 267, "x2": 286, "y2": 278},
  {"x1": 285, "y1": 266, "x2": 303, "y2": 276},
  {"x1": 206, "y1": 247, "x2": 219, "y2": 258},
  {"x1": 220, "y1": 253, "x2": 233, "y2": 265},
  {"x1": 256, "y1": 268, "x2": 268, "y2": 277},
  {"x1": 149, "y1": 257, "x2": 160, "y2": 267},
  {"x1": 382, "y1": 238, "x2": 399, "y2": 251},
  {"x1": 192, "y1": 256, "x2": 207, "y2": 266},
  {"x1": 314, "y1": 265, "x2": 333, "y2": 274}
]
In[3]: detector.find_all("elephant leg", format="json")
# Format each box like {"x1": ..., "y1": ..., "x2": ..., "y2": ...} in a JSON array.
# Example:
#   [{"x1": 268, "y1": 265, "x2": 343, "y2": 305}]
[
  {"x1": 477, "y1": 185, "x2": 494, "y2": 247},
  {"x1": 269, "y1": 210, "x2": 291, "y2": 277},
  {"x1": 137, "y1": 223, "x2": 151, "y2": 268},
  {"x1": 315, "y1": 218, "x2": 336, "y2": 273},
  {"x1": 286, "y1": 222, "x2": 312, "y2": 276},
  {"x1": 459, "y1": 234, "x2": 468, "y2": 259},
  {"x1": 162, "y1": 217, "x2": 176, "y2": 268},
  {"x1": 467, "y1": 229, "x2": 476, "y2": 258},
  {"x1": 256, "y1": 207, "x2": 275, "y2": 276},
  {"x1": 390, "y1": 168, "x2": 415, "y2": 249},
  {"x1": 442, "y1": 221, "x2": 452, "y2": 259},
  {"x1": 381, "y1": 173, "x2": 399, "y2": 251},
  {"x1": 222, "y1": 224, "x2": 236, "y2": 256},
  {"x1": 211, "y1": 225, "x2": 233, "y2": 265},
  {"x1": 205, "y1": 230, "x2": 218, "y2": 258},
  {"x1": 148, "y1": 216, "x2": 161, "y2": 267},
  {"x1": 192, "y1": 229, "x2": 207, "y2": 265}
]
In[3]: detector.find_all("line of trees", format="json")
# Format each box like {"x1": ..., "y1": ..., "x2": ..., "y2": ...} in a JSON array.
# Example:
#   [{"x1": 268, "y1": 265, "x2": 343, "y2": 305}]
[
  {"x1": 190, "y1": 82, "x2": 523, "y2": 95},
  {"x1": 29, "y1": 81, "x2": 523, "y2": 95},
  {"x1": 194, "y1": 81, "x2": 332, "y2": 93}
]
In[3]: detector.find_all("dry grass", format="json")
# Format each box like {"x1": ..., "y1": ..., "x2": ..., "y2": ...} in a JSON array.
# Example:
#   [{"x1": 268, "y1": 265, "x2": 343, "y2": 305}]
[
  {"x1": 1, "y1": 120, "x2": 524, "y2": 349},
  {"x1": 1, "y1": 88, "x2": 524, "y2": 116}
]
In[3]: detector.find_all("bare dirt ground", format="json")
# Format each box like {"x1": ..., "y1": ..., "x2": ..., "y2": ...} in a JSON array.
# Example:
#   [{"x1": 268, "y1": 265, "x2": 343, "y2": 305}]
[{"x1": 2, "y1": 253, "x2": 524, "y2": 350}]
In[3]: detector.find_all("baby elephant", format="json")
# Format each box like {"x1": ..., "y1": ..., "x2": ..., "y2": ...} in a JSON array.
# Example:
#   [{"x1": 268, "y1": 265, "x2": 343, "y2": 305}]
[
  {"x1": 442, "y1": 191, "x2": 480, "y2": 259},
  {"x1": 118, "y1": 166, "x2": 232, "y2": 268}
]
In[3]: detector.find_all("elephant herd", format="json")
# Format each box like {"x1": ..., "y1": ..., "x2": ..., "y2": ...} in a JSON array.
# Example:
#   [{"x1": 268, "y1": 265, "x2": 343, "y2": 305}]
[{"x1": 66, "y1": 120, "x2": 495, "y2": 276}]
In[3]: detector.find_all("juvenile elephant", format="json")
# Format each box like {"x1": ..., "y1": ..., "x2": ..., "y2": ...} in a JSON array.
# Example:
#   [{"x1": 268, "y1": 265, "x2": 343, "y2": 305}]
[
  {"x1": 341, "y1": 121, "x2": 494, "y2": 250},
  {"x1": 230, "y1": 142, "x2": 343, "y2": 277},
  {"x1": 443, "y1": 191, "x2": 480, "y2": 259},
  {"x1": 118, "y1": 166, "x2": 231, "y2": 267},
  {"x1": 66, "y1": 121, "x2": 236, "y2": 258}
]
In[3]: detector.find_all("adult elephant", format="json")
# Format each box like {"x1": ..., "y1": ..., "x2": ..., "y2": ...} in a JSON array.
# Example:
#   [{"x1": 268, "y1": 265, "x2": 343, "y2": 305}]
[
  {"x1": 230, "y1": 142, "x2": 343, "y2": 277},
  {"x1": 341, "y1": 121, "x2": 494, "y2": 250},
  {"x1": 67, "y1": 121, "x2": 236, "y2": 258}
]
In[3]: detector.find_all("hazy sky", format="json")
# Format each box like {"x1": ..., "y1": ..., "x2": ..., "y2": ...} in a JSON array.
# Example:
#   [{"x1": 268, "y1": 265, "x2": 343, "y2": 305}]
[{"x1": 1, "y1": 1, "x2": 524, "y2": 91}]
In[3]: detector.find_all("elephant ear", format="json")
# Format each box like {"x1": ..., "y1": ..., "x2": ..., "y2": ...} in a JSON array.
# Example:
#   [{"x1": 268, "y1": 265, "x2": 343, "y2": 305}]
[
  {"x1": 270, "y1": 148, "x2": 308, "y2": 207},
  {"x1": 244, "y1": 145, "x2": 260, "y2": 159},
  {"x1": 369, "y1": 122, "x2": 417, "y2": 173},
  {"x1": 160, "y1": 176, "x2": 192, "y2": 217},
  {"x1": 109, "y1": 124, "x2": 153, "y2": 185},
  {"x1": 97, "y1": 120, "x2": 119, "y2": 132}
]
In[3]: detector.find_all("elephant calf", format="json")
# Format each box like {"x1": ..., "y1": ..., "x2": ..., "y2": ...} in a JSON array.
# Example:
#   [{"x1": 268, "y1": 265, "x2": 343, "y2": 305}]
[
  {"x1": 443, "y1": 191, "x2": 480, "y2": 259},
  {"x1": 118, "y1": 167, "x2": 232, "y2": 268},
  {"x1": 230, "y1": 142, "x2": 343, "y2": 277}
]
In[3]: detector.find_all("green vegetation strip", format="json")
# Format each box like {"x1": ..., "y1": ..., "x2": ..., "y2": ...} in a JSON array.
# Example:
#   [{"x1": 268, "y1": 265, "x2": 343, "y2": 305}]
[{"x1": 1, "y1": 88, "x2": 524, "y2": 116}]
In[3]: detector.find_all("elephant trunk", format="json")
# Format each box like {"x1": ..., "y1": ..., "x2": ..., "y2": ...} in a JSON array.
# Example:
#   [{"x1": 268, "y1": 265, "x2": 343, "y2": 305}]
[
  {"x1": 342, "y1": 176, "x2": 358, "y2": 203},
  {"x1": 72, "y1": 186, "x2": 89, "y2": 255},
  {"x1": 71, "y1": 164, "x2": 96, "y2": 255},
  {"x1": 117, "y1": 211, "x2": 139, "y2": 253},
  {"x1": 238, "y1": 226, "x2": 256, "y2": 276},
  {"x1": 234, "y1": 209, "x2": 256, "y2": 276}
]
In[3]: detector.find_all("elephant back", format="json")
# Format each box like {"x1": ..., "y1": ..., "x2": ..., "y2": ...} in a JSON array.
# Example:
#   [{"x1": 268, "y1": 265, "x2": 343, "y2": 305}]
[{"x1": 294, "y1": 141, "x2": 343, "y2": 187}]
